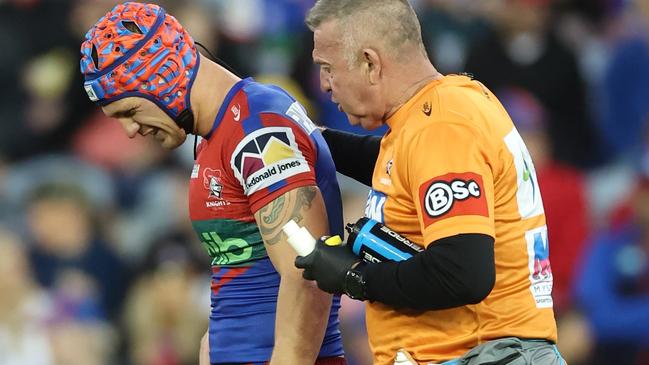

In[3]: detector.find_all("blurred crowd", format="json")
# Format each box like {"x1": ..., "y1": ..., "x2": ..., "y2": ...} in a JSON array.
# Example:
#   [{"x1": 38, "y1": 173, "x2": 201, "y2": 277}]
[{"x1": 1, "y1": 0, "x2": 649, "y2": 364}]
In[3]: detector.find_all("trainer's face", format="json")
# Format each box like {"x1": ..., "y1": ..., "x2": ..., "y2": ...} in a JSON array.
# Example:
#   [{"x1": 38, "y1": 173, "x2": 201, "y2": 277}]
[
  {"x1": 102, "y1": 97, "x2": 187, "y2": 149},
  {"x1": 313, "y1": 21, "x2": 384, "y2": 130}
]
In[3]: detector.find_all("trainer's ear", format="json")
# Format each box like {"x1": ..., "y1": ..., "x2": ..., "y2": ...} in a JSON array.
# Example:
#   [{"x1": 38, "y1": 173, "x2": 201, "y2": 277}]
[{"x1": 361, "y1": 48, "x2": 381, "y2": 85}]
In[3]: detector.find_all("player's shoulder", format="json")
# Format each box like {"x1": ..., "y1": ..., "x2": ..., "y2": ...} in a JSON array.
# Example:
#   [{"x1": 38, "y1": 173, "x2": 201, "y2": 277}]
[
  {"x1": 242, "y1": 80, "x2": 296, "y2": 116},
  {"x1": 239, "y1": 79, "x2": 317, "y2": 135}
]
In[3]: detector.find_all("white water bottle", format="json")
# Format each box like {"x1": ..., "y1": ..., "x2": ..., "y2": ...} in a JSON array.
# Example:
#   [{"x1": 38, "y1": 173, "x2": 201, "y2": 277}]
[{"x1": 282, "y1": 220, "x2": 317, "y2": 256}]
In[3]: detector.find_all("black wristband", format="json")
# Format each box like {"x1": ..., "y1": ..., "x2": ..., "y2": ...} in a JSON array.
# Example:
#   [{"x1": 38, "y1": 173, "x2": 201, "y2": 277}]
[{"x1": 343, "y1": 262, "x2": 368, "y2": 300}]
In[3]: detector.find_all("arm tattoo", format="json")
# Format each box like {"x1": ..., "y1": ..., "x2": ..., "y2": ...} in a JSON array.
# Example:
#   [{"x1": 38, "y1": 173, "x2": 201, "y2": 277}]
[
  {"x1": 263, "y1": 195, "x2": 285, "y2": 225},
  {"x1": 258, "y1": 186, "x2": 318, "y2": 245}
]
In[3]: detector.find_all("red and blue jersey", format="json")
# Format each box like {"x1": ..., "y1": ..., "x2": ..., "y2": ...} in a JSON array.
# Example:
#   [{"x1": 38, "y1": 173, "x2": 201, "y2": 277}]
[{"x1": 188, "y1": 78, "x2": 344, "y2": 363}]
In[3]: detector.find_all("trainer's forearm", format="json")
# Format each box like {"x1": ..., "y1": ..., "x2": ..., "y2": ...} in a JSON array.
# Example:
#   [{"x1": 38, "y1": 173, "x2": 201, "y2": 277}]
[{"x1": 270, "y1": 273, "x2": 331, "y2": 364}]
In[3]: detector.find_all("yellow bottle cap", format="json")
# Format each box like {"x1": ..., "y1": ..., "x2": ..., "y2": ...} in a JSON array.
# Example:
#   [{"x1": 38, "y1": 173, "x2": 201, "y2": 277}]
[{"x1": 324, "y1": 235, "x2": 343, "y2": 246}]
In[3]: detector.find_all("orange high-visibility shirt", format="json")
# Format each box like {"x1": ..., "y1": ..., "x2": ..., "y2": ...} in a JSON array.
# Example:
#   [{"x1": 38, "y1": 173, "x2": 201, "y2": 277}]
[{"x1": 364, "y1": 75, "x2": 557, "y2": 364}]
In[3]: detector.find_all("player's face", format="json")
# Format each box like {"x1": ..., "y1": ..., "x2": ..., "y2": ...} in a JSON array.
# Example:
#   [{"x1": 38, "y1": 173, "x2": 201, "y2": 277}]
[
  {"x1": 102, "y1": 97, "x2": 188, "y2": 149},
  {"x1": 313, "y1": 21, "x2": 384, "y2": 130}
]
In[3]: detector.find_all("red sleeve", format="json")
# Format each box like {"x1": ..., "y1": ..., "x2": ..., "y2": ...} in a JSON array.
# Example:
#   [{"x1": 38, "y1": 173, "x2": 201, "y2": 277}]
[{"x1": 228, "y1": 112, "x2": 318, "y2": 213}]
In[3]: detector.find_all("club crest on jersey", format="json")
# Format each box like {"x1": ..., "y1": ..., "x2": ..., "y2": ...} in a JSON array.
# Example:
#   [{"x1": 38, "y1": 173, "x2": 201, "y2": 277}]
[
  {"x1": 419, "y1": 172, "x2": 488, "y2": 226},
  {"x1": 203, "y1": 168, "x2": 230, "y2": 208},
  {"x1": 231, "y1": 127, "x2": 310, "y2": 195}
]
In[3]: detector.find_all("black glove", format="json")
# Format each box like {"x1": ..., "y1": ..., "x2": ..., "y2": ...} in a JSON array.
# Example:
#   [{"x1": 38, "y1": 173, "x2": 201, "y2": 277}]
[{"x1": 294, "y1": 236, "x2": 362, "y2": 295}]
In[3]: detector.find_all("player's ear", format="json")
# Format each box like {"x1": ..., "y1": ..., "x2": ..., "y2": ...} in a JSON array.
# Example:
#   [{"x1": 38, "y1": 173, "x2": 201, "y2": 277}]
[{"x1": 361, "y1": 48, "x2": 381, "y2": 85}]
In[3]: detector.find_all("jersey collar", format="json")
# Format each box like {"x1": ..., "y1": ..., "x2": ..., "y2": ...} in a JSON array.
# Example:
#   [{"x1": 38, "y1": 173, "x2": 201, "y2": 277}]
[{"x1": 205, "y1": 77, "x2": 254, "y2": 140}]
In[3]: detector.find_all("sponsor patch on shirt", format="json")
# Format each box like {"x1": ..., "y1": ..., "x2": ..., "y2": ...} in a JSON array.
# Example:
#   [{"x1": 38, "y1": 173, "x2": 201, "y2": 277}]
[
  {"x1": 286, "y1": 101, "x2": 317, "y2": 134},
  {"x1": 365, "y1": 189, "x2": 386, "y2": 223},
  {"x1": 419, "y1": 172, "x2": 488, "y2": 226},
  {"x1": 525, "y1": 225, "x2": 553, "y2": 308},
  {"x1": 191, "y1": 164, "x2": 200, "y2": 179},
  {"x1": 231, "y1": 127, "x2": 310, "y2": 195}
]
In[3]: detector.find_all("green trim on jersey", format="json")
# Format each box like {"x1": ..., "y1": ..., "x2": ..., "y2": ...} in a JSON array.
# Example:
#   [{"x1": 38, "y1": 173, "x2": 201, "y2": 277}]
[{"x1": 192, "y1": 219, "x2": 266, "y2": 266}]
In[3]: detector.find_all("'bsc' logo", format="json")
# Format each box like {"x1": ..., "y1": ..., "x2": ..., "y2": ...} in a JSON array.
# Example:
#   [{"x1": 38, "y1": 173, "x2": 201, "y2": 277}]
[{"x1": 419, "y1": 172, "x2": 488, "y2": 227}]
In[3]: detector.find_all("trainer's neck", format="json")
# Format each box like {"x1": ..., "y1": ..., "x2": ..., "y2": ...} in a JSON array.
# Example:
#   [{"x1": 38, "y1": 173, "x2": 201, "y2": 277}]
[{"x1": 384, "y1": 60, "x2": 441, "y2": 120}]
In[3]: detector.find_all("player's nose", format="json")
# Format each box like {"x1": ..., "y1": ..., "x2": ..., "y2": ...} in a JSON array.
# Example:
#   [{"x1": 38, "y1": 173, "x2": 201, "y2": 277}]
[{"x1": 117, "y1": 119, "x2": 141, "y2": 138}]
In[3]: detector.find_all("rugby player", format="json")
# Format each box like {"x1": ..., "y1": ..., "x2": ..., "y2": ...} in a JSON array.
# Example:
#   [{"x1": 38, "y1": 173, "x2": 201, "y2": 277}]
[{"x1": 80, "y1": 3, "x2": 347, "y2": 364}]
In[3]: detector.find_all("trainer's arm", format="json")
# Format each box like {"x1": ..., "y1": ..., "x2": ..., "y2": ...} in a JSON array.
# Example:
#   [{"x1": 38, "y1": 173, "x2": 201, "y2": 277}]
[
  {"x1": 321, "y1": 128, "x2": 381, "y2": 186},
  {"x1": 254, "y1": 185, "x2": 332, "y2": 365},
  {"x1": 359, "y1": 233, "x2": 495, "y2": 310}
]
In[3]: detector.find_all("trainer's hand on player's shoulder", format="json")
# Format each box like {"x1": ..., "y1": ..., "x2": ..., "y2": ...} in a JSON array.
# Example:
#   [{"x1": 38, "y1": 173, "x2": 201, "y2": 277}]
[{"x1": 295, "y1": 236, "x2": 361, "y2": 294}]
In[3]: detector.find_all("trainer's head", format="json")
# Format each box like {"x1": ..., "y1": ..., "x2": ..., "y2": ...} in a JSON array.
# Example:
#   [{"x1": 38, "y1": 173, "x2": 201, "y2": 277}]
[
  {"x1": 306, "y1": 0, "x2": 430, "y2": 130},
  {"x1": 80, "y1": 2, "x2": 199, "y2": 149}
]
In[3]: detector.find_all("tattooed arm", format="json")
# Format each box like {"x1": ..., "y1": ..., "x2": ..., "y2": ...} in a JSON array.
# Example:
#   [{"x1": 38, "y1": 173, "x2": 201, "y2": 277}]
[{"x1": 254, "y1": 185, "x2": 333, "y2": 365}]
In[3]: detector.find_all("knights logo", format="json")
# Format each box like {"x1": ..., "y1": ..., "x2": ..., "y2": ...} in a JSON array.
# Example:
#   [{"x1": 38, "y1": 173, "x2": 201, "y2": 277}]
[
  {"x1": 422, "y1": 101, "x2": 432, "y2": 116},
  {"x1": 203, "y1": 168, "x2": 223, "y2": 199}
]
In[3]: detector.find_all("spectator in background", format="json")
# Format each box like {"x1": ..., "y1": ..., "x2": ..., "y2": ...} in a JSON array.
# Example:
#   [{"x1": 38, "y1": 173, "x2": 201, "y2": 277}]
[
  {"x1": 25, "y1": 182, "x2": 128, "y2": 320},
  {"x1": 465, "y1": 0, "x2": 602, "y2": 169},
  {"x1": 576, "y1": 159, "x2": 649, "y2": 365},
  {"x1": 0, "y1": 227, "x2": 54, "y2": 365},
  {"x1": 48, "y1": 318, "x2": 114, "y2": 365},
  {"x1": 417, "y1": 0, "x2": 492, "y2": 73},
  {"x1": 499, "y1": 86, "x2": 590, "y2": 314},
  {"x1": 0, "y1": 1, "x2": 94, "y2": 162},
  {"x1": 71, "y1": 112, "x2": 188, "y2": 261},
  {"x1": 123, "y1": 238, "x2": 207, "y2": 365},
  {"x1": 599, "y1": 0, "x2": 649, "y2": 164}
]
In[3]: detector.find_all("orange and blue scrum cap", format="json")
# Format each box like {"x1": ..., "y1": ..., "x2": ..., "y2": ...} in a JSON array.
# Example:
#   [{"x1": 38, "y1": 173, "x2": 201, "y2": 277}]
[{"x1": 80, "y1": 2, "x2": 199, "y2": 132}]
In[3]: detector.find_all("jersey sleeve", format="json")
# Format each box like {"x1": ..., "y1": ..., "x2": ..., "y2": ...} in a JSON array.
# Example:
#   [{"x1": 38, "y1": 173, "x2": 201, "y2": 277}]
[
  {"x1": 229, "y1": 112, "x2": 318, "y2": 213},
  {"x1": 405, "y1": 122, "x2": 495, "y2": 246}
]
